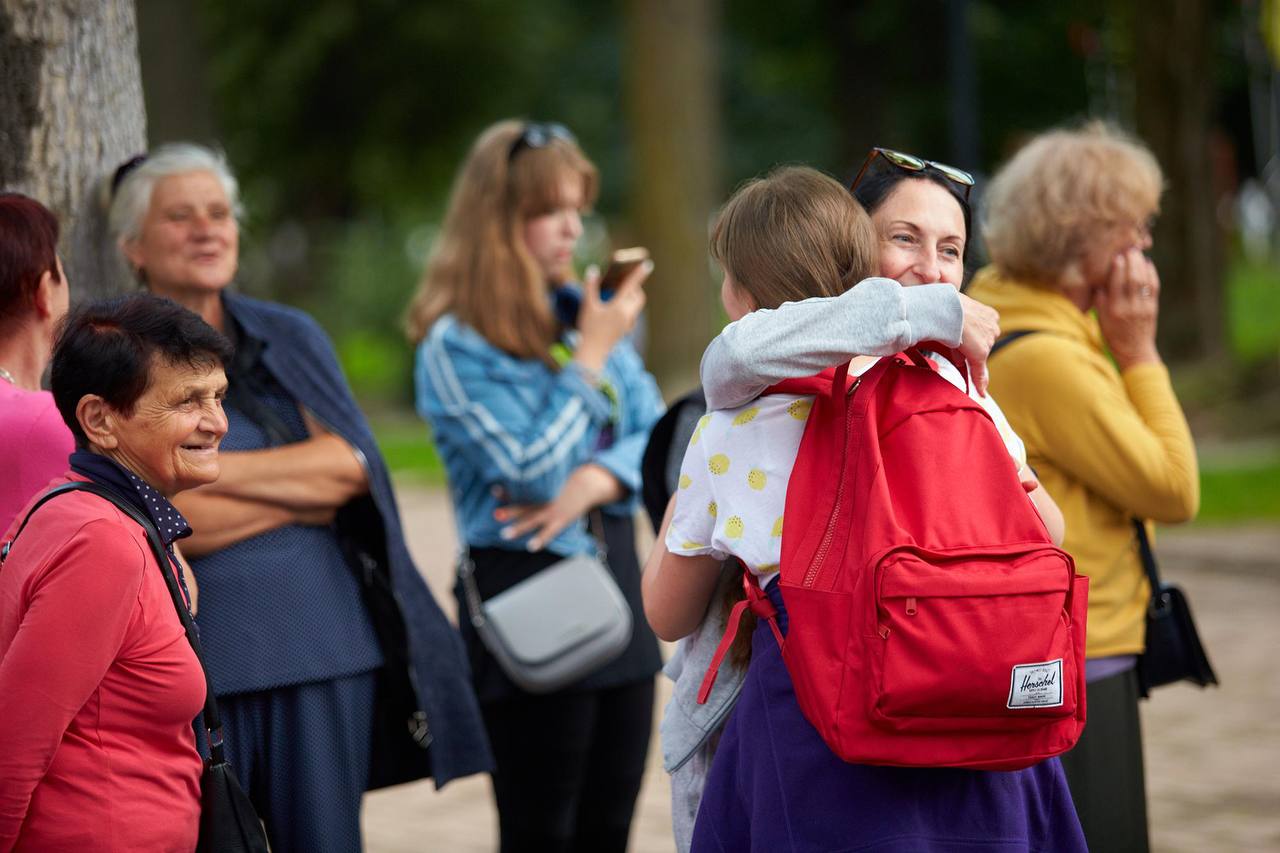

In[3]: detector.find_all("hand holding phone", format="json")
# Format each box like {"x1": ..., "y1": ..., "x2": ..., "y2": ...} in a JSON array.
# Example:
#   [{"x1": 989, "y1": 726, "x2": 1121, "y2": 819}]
[
  {"x1": 598, "y1": 247, "x2": 651, "y2": 297},
  {"x1": 576, "y1": 248, "x2": 651, "y2": 371}
]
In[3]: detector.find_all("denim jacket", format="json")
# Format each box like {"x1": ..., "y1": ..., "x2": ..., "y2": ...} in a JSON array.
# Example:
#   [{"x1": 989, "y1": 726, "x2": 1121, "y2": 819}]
[{"x1": 414, "y1": 312, "x2": 666, "y2": 557}]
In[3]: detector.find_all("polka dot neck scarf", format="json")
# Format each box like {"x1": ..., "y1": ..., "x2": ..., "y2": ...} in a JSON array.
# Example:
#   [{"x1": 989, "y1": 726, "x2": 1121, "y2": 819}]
[{"x1": 68, "y1": 450, "x2": 193, "y2": 546}]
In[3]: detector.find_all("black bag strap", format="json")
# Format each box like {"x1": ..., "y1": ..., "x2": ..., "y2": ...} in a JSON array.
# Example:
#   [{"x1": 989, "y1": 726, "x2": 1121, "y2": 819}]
[
  {"x1": 3, "y1": 481, "x2": 229, "y2": 764},
  {"x1": 989, "y1": 329, "x2": 1039, "y2": 358},
  {"x1": 1132, "y1": 518, "x2": 1163, "y2": 599}
]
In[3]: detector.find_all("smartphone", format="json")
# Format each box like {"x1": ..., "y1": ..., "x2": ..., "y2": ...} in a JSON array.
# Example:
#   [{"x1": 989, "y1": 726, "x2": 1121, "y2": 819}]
[{"x1": 598, "y1": 247, "x2": 650, "y2": 297}]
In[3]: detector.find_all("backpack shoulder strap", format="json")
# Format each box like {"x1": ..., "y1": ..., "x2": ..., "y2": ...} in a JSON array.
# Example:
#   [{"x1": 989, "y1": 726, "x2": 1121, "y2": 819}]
[
  {"x1": 764, "y1": 357, "x2": 901, "y2": 397},
  {"x1": 763, "y1": 367, "x2": 838, "y2": 397}
]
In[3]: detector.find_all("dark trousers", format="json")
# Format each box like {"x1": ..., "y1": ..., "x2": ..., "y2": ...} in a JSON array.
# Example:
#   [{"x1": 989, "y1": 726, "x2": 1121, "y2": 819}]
[
  {"x1": 219, "y1": 669, "x2": 378, "y2": 853},
  {"x1": 482, "y1": 677, "x2": 656, "y2": 853},
  {"x1": 1058, "y1": 667, "x2": 1149, "y2": 853}
]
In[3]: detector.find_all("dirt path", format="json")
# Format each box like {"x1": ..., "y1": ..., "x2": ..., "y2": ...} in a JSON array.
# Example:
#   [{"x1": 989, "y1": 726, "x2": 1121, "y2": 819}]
[{"x1": 362, "y1": 484, "x2": 1280, "y2": 852}]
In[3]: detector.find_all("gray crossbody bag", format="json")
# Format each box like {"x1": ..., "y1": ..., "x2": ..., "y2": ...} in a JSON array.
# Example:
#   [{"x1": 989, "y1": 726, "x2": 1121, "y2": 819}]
[{"x1": 457, "y1": 511, "x2": 632, "y2": 693}]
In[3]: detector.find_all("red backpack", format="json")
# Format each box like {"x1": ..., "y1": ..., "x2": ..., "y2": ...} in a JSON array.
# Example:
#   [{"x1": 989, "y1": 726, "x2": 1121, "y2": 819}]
[{"x1": 700, "y1": 349, "x2": 1088, "y2": 771}]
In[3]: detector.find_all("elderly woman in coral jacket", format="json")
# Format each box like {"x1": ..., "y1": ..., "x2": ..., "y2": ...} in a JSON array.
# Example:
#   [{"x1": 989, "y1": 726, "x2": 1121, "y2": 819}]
[{"x1": 0, "y1": 294, "x2": 231, "y2": 851}]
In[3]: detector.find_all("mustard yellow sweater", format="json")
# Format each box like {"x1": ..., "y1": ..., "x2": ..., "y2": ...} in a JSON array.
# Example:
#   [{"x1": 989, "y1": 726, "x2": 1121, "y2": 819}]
[{"x1": 969, "y1": 268, "x2": 1199, "y2": 657}]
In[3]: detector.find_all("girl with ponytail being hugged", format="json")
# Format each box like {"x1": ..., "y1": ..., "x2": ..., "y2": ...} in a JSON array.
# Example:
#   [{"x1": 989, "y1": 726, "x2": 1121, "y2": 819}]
[{"x1": 643, "y1": 165, "x2": 1085, "y2": 852}]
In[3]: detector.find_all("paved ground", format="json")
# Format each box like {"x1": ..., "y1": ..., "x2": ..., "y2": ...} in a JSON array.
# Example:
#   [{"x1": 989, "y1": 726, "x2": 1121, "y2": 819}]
[{"x1": 362, "y1": 485, "x2": 1280, "y2": 852}]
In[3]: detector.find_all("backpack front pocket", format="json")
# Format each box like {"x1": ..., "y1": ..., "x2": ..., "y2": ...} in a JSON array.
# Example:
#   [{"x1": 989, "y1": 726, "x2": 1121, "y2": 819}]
[{"x1": 869, "y1": 547, "x2": 1078, "y2": 731}]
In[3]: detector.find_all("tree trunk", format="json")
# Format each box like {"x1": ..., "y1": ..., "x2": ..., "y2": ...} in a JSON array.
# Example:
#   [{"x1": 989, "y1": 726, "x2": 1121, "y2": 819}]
[
  {"x1": 0, "y1": 0, "x2": 147, "y2": 301},
  {"x1": 1132, "y1": 0, "x2": 1226, "y2": 361},
  {"x1": 624, "y1": 0, "x2": 721, "y2": 396},
  {"x1": 136, "y1": 0, "x2": 215, "y2": 147}
]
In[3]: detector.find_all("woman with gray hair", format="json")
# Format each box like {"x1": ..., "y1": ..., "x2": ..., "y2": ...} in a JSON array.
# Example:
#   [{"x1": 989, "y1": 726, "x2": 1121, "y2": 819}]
[{"x1": 107, "y1": 144, "x2": 492, "y2": 852}]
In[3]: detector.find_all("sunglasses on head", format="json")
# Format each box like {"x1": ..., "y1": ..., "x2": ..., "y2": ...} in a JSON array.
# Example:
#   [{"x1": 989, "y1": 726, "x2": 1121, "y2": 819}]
[
  {"x1": 850, "y1": 147, "x2": 975, "y2": 200},
  {"x1": 509, "y1": 122, "x2": 576, "y2": 160},
  {"x1": 110, "y1": 153, "x2": 148, "y2": 198}
]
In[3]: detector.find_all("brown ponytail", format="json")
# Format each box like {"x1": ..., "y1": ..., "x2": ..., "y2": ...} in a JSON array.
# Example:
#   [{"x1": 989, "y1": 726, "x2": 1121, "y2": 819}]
[{"x1": 708, "y1": 166, "x2": 878, "y2": 667}]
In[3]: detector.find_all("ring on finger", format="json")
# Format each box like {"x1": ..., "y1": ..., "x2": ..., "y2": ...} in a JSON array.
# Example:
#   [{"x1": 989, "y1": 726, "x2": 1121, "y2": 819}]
[{"x1": 1140, "y1": 286, "x2": 1153, "y2": 297}]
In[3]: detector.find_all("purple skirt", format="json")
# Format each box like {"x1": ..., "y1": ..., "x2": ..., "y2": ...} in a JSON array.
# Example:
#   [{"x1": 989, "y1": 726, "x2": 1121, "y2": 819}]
[{"x1": 691, "y1": 583, "x2": 1087, "y2": 853}]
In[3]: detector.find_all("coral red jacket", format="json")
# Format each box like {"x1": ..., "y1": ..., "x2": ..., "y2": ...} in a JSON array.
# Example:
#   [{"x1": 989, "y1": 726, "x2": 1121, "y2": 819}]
[{"x1": 0, "y1": 475, "x2": 204, "y2": 852}]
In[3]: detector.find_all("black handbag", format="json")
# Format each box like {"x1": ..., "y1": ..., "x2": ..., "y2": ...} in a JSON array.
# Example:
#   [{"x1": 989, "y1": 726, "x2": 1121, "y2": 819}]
[
  {"x1": 5, "y1": 482, "x2": 270, "y2": 852},
  {"x1": 1132, "y1": 519, "x2": 1219, "y2": 697}
]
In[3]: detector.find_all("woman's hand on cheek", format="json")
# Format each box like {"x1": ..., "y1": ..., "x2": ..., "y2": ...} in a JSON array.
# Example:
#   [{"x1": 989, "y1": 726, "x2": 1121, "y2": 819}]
[
  {"x1": 493, "y1": 463, "x2": 624, "y2": 551},
  {"x1": 1095, "y1": 248, "x2": 1161, "y2": 370}
]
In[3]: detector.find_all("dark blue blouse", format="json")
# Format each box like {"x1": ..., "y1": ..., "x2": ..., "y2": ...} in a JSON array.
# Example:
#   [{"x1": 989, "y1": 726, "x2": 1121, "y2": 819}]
[{"x1": 189, "y1": 321, "x2": 382, "y2": 696}]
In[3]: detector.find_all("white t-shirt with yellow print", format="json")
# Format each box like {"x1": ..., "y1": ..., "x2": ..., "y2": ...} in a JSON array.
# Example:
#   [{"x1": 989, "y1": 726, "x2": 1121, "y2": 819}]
[{"x1": 666, "y1": 354, "x2": 1026, "y2": 587}]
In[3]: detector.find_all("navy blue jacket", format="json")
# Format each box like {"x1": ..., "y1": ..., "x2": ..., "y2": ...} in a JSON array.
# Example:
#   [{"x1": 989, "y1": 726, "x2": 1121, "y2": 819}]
[{"x1": 224, "y1": 292, "x2": 493, "y2": 789}]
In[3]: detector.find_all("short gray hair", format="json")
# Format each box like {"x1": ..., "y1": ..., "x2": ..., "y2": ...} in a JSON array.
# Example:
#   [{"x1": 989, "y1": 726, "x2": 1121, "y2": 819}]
[{"x1": 108, "y1": 143, "x2": 244, "y2": 245}]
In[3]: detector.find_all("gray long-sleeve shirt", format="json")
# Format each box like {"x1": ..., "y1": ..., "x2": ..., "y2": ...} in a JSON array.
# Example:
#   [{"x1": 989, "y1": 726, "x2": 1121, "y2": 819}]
[{"x1": 698, "y1": 278, "x2": 964, "y2": 410}]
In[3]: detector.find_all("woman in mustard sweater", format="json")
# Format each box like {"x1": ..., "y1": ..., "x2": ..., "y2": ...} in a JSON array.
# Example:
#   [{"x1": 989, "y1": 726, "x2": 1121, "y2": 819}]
[{"x1": 969, "y1": 123, "x2": 1199, "y2": 853}]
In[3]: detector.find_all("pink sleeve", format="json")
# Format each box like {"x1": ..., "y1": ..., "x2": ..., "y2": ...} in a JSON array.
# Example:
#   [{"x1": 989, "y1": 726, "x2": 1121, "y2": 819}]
[
  {"x1": 0, "y1": 521, "x2": 145, "y2": 849},
  {"x1": 17, "y1": 402, "x2": 73, "y2": 500}
]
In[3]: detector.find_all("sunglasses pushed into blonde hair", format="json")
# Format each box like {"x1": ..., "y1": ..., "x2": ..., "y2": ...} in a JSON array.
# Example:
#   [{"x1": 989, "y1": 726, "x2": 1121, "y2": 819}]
[
  {"x1": 405, "y1": 120, "x2": 598, "y2": 361},
  {"x1": 711, "y1": 166, "x2": 878, "y2": 313}
]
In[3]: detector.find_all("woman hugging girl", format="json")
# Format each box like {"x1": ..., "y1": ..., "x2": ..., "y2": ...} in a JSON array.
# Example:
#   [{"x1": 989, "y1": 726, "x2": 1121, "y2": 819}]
[{"x1": 643, "y1": 164, "x2": 1084, "y2": 852}]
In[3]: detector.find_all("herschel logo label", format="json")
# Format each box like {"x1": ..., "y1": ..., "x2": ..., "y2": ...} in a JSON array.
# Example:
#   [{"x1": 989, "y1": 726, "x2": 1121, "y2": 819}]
[{"x1": 1007, "y1": 659, "x2": 1064, "y2": 709}]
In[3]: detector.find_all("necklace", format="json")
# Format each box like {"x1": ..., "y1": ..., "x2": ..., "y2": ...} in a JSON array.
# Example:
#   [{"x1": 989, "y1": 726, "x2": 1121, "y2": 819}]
[{"x1": 0, "y1": 367, "x2": 15, "y2": 385}]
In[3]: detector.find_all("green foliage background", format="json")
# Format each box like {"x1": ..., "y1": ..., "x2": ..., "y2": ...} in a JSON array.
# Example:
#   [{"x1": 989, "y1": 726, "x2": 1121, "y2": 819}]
[{"x1": 173, "y1": 0, "x2": 1278, "y2": 519}]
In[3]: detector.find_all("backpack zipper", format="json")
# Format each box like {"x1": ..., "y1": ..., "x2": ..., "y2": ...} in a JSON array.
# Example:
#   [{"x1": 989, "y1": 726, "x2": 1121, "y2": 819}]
[{"x1": 803, "y1": 377, "x2": 860, "y2": 588}]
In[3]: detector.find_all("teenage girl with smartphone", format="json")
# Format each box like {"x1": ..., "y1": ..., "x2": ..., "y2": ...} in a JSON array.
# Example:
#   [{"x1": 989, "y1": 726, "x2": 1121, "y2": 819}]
[{"x1": 408, "y1": 120, "x2": 664, "y2": 853}]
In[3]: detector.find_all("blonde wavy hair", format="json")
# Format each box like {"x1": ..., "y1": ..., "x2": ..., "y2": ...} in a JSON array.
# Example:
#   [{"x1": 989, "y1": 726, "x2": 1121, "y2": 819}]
[
  {"x1": 404, "y1": 120, "x2": 598, "y2": 360},
  {"x1": 982, "y1": 122, "x2": 1163, "y2": 286}
]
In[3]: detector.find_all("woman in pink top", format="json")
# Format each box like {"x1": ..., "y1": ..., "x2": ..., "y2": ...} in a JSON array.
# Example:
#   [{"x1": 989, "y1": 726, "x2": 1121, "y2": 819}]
[
  {"x1": 0, "y1": 194, "x2": 74, "y2": 532},
  {"x1": 0, "y1": 294, "x2": 232, "y2": 851}
]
